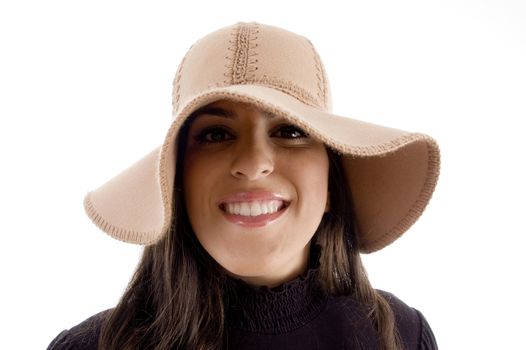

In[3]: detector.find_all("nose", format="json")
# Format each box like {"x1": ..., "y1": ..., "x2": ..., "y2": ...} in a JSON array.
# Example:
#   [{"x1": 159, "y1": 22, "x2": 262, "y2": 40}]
[{"x1": 230, "y1": 134, "x2": 274, "y2": 181}]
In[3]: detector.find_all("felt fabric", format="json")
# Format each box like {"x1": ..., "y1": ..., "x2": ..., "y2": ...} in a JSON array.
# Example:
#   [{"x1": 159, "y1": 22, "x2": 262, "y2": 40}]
[{"x1": 83, "y1": 22, "x2": 441, "y2": 253}]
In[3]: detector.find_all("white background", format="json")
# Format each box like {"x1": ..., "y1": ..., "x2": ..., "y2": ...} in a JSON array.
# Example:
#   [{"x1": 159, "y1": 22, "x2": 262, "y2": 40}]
[{"x1": 1, "y1": 0, "x2": 525, "y2": 348}]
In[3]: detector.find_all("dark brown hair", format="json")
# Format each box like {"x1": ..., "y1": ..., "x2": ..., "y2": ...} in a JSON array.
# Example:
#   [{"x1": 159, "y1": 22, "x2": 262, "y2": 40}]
[{"x1": 98, "y1": 111, "x2": 403, "y2": 349}]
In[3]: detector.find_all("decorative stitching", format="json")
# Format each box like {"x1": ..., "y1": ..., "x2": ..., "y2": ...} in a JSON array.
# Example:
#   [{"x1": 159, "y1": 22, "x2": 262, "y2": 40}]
[
  {"x1": 84, "y1": 193, "x2": 160, "y2": 245},
  {"x1": 171, "y1": 43, "x2": 194, "y2": 115},
  {"x1": 247, "y1": 24, "x2": 259, "y2": 80},
  {"x1": 230, "y1": 28, "x2": 326, "y2": 109},
  {"x1": 307, "y1": 39, "x2": 328, "y2": 110},
  {"x1": 233, "y1": 24, "x2": 250, "y2": 83},
  {"x1": 248, "y1": 76, "x2": 321, "y2": 108},
  {"x1": 226, "y1": 22, "x2": 259, "y2": 84},
  {"x1": 224, "y1": 34, "x2": 237, "y2": 84}
]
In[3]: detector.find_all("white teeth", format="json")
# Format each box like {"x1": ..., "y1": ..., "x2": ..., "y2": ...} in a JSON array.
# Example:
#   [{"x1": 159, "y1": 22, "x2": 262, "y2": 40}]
[
  {"x1": 241, "y1": 203, "x2": 250, "y2": 216},
  {"x1": 224, "y1": 200, "x2": 284, "y2": 216},
  {"x1": 249, "y1": 202, "x2": 261, "y2": 216}
]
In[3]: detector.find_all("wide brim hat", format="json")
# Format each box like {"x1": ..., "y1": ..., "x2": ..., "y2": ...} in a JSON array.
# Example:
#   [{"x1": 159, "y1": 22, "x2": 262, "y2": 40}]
[{"x1": 83, "y1": 22, "x2": 440, "y2": 253}]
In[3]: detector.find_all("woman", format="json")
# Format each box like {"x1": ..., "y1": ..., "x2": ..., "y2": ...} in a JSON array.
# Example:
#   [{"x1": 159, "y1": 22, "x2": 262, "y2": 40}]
[{"x1": 48, "y1": 22, "x2": 440, "y2": 349}]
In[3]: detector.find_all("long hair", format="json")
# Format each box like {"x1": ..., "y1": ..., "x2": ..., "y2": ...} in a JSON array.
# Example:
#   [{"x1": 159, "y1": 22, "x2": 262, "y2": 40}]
[{"x1": 98, "y1": 113, "x2": 404, "y2": 350}]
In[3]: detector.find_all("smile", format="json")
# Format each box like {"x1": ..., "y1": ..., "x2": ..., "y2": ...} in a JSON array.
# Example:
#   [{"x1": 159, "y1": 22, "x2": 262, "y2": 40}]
[
  {"x1": 223, "y1": 200, "x2": 286, "y2": 216},
  {"x1": 219, "y1": 200, "x2": 289, "y2": 227}
]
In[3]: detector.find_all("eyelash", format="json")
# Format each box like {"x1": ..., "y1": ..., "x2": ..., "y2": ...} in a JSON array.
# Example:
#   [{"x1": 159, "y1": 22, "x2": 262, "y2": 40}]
[{"x1": 193, "y1": 124, "x2": 310, "y2": 145}]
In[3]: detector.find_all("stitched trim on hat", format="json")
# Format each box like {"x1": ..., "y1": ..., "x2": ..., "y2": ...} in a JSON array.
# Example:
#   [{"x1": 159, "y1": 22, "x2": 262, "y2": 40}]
[
  {"x1": 211, "y1": 78, "x2": 322, "y2": 109},
  {"x1": 83, "y1": 193, "x2": 161, "y2": 245},
  {"x1": 225, "y1": 22, "x2": 259, "y2": 84},
  {"x1": 172, "y1": 43, "x2": 195, "y2": 115},
  {"x1": 225, "y1": 23, "x2": 326, "y2": 109},
  {"x1": 246, "y1": 77, "x2": 322, "y2": 109},
  {"x1": 322, "y1": 133, "x2": 431, "y2": 157},
  {"x1": 307, "y1": 39, "x2": 329, "y2": 110}
]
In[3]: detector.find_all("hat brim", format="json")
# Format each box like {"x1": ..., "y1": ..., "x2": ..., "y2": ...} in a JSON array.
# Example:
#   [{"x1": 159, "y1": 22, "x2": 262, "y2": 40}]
[{"x1": 84, "y1": 84, "x2": 440, "y2": 253}]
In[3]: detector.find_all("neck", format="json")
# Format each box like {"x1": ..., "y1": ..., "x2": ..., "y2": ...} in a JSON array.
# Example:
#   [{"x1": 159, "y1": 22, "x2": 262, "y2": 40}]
[
  {"x1": 222, "y1": 243, "x2": 326, "y2": 333},
  {"x1": 225, "y1": 241, "x2": 312, "y2": 288}
]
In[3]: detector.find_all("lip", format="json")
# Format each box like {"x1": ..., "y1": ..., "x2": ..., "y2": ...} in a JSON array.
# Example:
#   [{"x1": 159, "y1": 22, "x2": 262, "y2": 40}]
[{"x1": 217, "y1": 191, "x2": 290, "y2": 228}]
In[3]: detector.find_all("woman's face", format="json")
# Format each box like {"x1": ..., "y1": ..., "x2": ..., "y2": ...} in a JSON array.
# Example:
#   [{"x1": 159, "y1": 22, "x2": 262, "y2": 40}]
[{"x1": 182, "y1": 99, "x2": 329, "y2": 287}]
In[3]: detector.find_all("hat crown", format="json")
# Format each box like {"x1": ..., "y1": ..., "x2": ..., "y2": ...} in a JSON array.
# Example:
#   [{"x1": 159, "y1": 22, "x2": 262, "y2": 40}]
[{"x1": 172, "y1": 22, "x2": 332, "y2": 116}]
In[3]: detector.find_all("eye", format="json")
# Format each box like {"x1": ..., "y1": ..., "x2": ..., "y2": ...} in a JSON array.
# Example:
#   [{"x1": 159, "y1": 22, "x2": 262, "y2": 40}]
[
  {"x1": 272, "y1": 124, "x2": 309, "y2": 139},
  {"x1": 194, "y1": 126, "x2": 233, "y2": 144}
]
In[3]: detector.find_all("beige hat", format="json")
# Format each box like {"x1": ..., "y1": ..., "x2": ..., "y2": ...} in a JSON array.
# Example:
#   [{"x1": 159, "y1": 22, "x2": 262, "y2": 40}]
[{"x1": 83, "y1": 21, "x2": 440, "y2": 253}]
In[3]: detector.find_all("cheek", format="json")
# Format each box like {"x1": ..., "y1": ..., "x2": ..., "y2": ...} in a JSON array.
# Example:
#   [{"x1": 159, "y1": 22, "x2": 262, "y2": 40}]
[
  {"x1": 182, "y1": 152, "x2": 231, "y2": 243},
  {"x1": 282, "y1": 148, "x2": 329, "y2": 224},
  {"x1": 291, "y1": 149, "x2": 329, "y2": 197}
]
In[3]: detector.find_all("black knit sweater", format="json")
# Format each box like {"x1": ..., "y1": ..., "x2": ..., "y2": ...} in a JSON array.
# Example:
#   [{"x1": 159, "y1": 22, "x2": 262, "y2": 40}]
[{"x1": 47, "y1": 246, "x2": 438, "y2": 349}]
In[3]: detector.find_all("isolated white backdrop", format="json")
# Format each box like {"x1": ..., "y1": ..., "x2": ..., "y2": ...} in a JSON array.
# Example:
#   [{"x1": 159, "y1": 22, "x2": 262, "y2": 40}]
[{"x1": 1, "y1": 0, "x2": 525, "y2": 348}]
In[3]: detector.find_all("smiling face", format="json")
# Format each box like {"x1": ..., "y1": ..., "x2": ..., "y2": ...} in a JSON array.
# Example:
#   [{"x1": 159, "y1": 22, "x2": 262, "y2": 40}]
[{"x1": 182, "y1": 99, "x2": 329, "y2": 288}]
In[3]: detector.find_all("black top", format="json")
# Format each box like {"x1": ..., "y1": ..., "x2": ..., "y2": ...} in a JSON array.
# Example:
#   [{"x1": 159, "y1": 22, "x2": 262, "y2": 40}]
[{"x1": 47, "y1": 245, "x2": 438, "y2": 349}]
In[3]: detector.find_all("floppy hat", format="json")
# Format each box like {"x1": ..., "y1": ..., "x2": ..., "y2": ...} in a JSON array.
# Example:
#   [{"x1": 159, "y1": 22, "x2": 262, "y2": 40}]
[{"x1": 83, "y1": 21, "x2": 440, "y2": 253}]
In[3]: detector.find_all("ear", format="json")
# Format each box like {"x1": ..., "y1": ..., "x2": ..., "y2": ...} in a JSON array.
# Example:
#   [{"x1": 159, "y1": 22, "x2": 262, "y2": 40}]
[{"x1": 324, "y1": 191, "x2": 330, "y2": 213}]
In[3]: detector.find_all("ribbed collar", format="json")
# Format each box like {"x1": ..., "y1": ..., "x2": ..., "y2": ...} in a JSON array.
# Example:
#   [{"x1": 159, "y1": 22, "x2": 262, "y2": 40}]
[{"x1": 222, "y1": 244, "x2": 328, "y2": 334}]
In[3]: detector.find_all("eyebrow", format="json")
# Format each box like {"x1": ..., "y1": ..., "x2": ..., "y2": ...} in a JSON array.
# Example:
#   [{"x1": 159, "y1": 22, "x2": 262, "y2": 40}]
[{"x1": 192, "y1": 106, "x2": 277, "y2": 120}]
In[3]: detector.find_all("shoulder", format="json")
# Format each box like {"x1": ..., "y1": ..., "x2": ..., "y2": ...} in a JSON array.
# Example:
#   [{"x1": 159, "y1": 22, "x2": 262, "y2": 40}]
[
  {"x1": 47, "y1": 309, "x2": 112, "y2": 350},
  {"x1": 376, "y1": 290, "x2": 438, "y2": 350}
]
